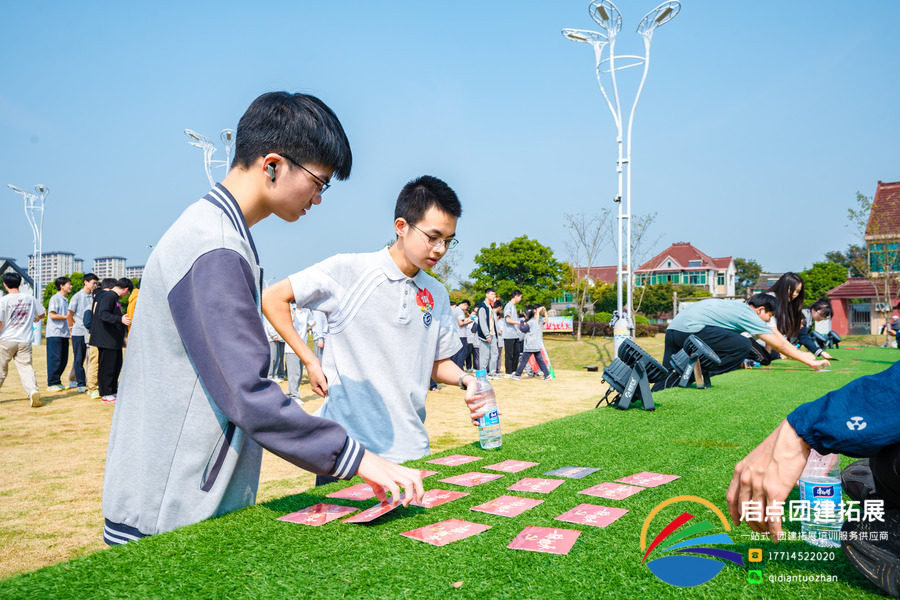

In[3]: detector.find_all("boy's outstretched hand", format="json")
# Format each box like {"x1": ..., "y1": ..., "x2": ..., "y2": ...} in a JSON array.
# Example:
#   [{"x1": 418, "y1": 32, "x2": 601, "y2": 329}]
[{"x1": 356, "y1": 450, "x2": 425, "y2": 506}]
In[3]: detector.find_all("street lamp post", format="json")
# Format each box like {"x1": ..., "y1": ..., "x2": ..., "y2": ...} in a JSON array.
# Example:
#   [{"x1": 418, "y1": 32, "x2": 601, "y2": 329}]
[
  {"x1": 185, "y1": 129, "x2": 236, "y2": 188},
  {"x1": 563, "y1": 0, "x2": 680, "y2": 355},
  {"x1": 7, "y1": 183, "x2": 49, "y2": 343}
]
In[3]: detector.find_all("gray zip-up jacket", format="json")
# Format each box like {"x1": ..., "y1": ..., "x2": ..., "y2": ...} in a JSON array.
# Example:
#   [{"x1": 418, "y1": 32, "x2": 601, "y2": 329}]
[{"x1": 102, "y1": 185, "x2": 363, "y2": 544}]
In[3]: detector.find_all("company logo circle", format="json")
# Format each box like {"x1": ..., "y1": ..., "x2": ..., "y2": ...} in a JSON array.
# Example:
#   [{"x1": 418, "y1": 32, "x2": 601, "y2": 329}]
[{"x1": 640, "y1": 495, "x2": 745, "y2": 587}]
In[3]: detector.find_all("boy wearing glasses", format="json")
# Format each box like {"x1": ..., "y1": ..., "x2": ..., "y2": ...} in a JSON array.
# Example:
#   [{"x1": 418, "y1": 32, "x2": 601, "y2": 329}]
[
  {"x1": 262, "y1": 176, "x2": 485, "y2": 478},
  {"x1": 102, "y1": 92, "x2": 424, "y2": 546}
]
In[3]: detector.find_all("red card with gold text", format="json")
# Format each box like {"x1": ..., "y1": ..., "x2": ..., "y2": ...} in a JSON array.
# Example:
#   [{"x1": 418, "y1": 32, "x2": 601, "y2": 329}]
[
  {"x1": 484, "y1": 460, "x2": 540, "y2": 473},
  {"x1": 470, "y1": 495, "x2": 544, "y2": 517},
  {"x1": 615, "y1": 472, "x2": 680, "y2": 488},
  {"x1": 342, "y1": 497, "x2": 405, "y2": 523},
  {"x1": 277, "y1": 503, "x2": 358, "y2": 526},
  {"x1": 507, "y1": 478, "x2": 565, "y2": 494},
  {"x1": 411, "y1": 489, "x2": 469, "y2": 508},
  {"x1": 401, "y1": 519, "x2": 492, "y2": 546},
  {"x1": 427, "y1": 455, "x2": 483, "y2": 466},
  {"x1": 507, "y1": 526, "x2": 581, "y2": 554},
  {"x1": 555, "y1": 504, "x2": 628, "y2": 527},
  {"x1": 578, "y1": 482, "x2": 644, "y2": 500},
  {"x1": 326, "y1": 483, "x2": 376, "y2": 500},
  {"x1": 439, "y1": 472, "x2": 504, "y2": 487}
]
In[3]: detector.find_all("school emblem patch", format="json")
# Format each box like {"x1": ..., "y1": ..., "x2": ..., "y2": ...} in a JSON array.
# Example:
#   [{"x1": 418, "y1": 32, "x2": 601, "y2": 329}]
[{"x1": 423, "y1": 311, "x2": 433, "y2": 328}]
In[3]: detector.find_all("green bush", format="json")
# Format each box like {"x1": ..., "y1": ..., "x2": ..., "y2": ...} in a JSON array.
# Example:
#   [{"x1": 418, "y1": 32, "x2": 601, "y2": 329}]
[{"x1": 634, "y1": 314, "x2": 650, "y2": 325}]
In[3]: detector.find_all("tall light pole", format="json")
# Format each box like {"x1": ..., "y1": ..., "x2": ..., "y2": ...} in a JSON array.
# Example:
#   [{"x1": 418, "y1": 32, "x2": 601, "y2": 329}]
[
  {"x1": 185, "y1": 129, "x2": 235, "y2": 188},
  {"x1": 563, "y1": 0, "x2": 680, "y2": 355},
  {"x1": 7, "y1": 183, "x2": 49, "y2": 343}
]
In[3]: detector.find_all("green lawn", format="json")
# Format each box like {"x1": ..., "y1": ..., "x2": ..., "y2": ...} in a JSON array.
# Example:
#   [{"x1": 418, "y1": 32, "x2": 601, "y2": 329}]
[{"x1": 1, "y1": 347, "x2": 895, "y2": 599}]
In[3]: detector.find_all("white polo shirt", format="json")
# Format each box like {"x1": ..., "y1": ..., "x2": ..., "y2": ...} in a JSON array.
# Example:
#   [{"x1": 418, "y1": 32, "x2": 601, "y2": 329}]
[{"x1": 288, "y1": 248, "x2": 461, "y2": 463}]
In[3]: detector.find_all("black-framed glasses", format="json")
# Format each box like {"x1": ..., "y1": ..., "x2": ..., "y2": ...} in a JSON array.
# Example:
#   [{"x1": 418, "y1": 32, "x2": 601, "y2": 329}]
[
  {"x1": 409, "y1": 222, "x2": 459, "y2": 249},
  {"x1": 280, "y1": 154, "x2": 331, "y2": 195}
]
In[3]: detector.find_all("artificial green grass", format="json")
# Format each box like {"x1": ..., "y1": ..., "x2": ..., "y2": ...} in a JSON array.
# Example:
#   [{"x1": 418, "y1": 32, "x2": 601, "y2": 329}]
[{"x1": 1, "y1": 348, "x2": 895, "y2": 599}]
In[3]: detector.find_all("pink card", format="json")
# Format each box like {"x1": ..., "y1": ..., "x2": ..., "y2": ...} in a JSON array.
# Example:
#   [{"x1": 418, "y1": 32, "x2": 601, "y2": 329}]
[
  {"x1": 411, "y1": 489, "x2": 469, "y2": 508},
  {"x1": 342, "y1": 497, "x2": 405, "y2": 523},
  {"x1": 578, "y1": 482, "x2": 644, "y2": 500},
  {"x1": 439, "y1": 472, "x2": 504, "y2": 487},
  {"x1": 556, "y1": 504, "x2": 628, "y2": 527},
  {"x1": 484, "y1": 460, "x2": 540, "y2": 473},
  {"x1": 471, "y1": 495, "x2": 544, "y2": 517},
  {"x1": 420, "y1": 470, "x2": 439, "y2": 478},
  {"x1": 507, "y1": 526, "x2": 581, "y2": 555},
  {"x1": 544, "y1": 466, "x2": 601, "y2": 479},
  {"x1": 326, "y1": 483, "x2": 376, "y2": 500},
  {"x1": 277, "y1": 503, "x2": 358, "y2": 526},
  {"x1": 428, "y1": 455, "x2": 483, "y2": 466},
  {"x1": 507, "y1": 478, "x2": 565, "y2": 494},
  {"x1": 401, "y1": 519, "x2": 492, "y2": 546},
  {"x1": 615, "y1": 472, "x2": 680, "y2": 488}
]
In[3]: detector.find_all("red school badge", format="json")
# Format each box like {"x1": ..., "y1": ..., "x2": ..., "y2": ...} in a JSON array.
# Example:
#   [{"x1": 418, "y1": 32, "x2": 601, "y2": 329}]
[{"x1": 415, "y1": 288, "x2": 434, "y2": 311}]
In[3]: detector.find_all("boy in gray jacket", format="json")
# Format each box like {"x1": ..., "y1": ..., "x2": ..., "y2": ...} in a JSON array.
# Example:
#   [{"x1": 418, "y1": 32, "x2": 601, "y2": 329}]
[{"x1": 102, "y1": 92, "x2": 423, "y2": 546}]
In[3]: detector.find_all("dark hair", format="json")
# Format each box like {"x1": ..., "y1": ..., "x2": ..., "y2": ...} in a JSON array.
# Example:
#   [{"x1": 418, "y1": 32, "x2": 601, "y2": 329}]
[
  {"x1": 83, "y1": 273, "x2": 99, "y2": 283},
  {"x1": 54, "y1": 276, "x2": 70, "y2": 290},
  {"x1": 484, "y1": 288, "x2": 495, "y2": 296},
  {"x1": 747, "y1": 293, "x2": 779, "y2": 315},
  {"x1": 231, "y1": 92, "x2": 352, "y2": 180},
  {"x1": 767, "y1": 272, "x2": 805, "y2": 338},
  {"x1": 493, "y1": 300, "x2": 503, "y2": 309},
  {"x1": 115, "y1": 278, "x2": 134, "y2": 292},
  {"x1": 525, "y1": 308, "x2": 536, "y2": 321},
  {"x1": 2, "y1": 271, "x2": 22, "y2": 289},
  {"x1": 101, "y1": 278, "x2": 117, "y2": 289},
  {"x1": 394, "y1": 175, "x2": 462, "y2": 227},
  {"x1": 809, "y1": 298, "x2": 833, "y2": 319},
  {"x1": 512, "y1": 290, "x2": 522, "y2": 298}
]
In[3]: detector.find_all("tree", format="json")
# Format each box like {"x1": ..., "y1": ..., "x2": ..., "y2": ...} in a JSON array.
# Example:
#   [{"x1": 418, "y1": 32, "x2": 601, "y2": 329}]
[
  {"x1": 563, "y1": 211, "x2": 611, "y2": 340},
  {"x1": 846, "y1": 191, "x2": 900, "y2": 324},
  {"x1": 825, "y1": 245, "x2": 865, "y2": 277},
  {"x1": 800, "y1": 262, "x2": 847, "y2": 305},
  {"x1": 734, "y1": 258, "x2": 763, "y2": 296},
  {"x1": 469, "y1": 236, "x2": 566, "y2": 307}
]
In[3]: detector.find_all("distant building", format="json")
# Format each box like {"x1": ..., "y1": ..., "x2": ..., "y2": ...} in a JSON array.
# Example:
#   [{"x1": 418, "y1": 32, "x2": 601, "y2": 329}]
[
  {"x1": 634, "y1": 242, "x2": 736, "y2": 297},
  {"x1": 125, "y1": 265, "x2": 144, "y2": 280},
  {"x1": 74, "y1": 257, "x2": 84, "y2": 273},
  {"x1": 28, "y1": 250, "x2": 76, "y2": 284},
  {"x1": 749, "y1": 273, "x2": 786, "y2": 296},
  {"x1": 93, "y1": 256, "x2": 127, "y2": 280}
]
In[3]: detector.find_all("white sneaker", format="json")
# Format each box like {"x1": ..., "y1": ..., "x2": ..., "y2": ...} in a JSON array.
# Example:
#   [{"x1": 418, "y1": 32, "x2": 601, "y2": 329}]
[
  {"x1": 101, "y1": 395, "x2": 117, "y2": 403},
  {"x1": 29, "y1": 391, "x2": 41, "y2": 408}
]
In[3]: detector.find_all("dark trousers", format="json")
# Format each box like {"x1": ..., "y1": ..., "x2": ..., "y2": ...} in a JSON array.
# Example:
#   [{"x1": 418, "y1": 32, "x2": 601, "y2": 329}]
[
  {"x1": 504, "y1": 338, "x2": 521, "y2": 374},
  {"x1": 872, "y1": 443, "x2": 900, "y2": 509},
  {"x1": 452, "y1": 338, "x2": 467, "y2": 370},
  {"x1": 515, "y1": 350, "x2": 549, "y2": 377},
  {"x1": 72, "y1": 335, "x2": 87, "y2": 386},
  {"x1": 46, "y1": 336, "x2": 69, "y2": 386},
  {"x1": 466, "y1": 343, "x2": 478, "y2": 371},
  {"x1": 663, "y1": 326, "x2": 752, "y2": 378},
  {"x1": 97, "y1": 347, "x2": 123, "y2": 396}
]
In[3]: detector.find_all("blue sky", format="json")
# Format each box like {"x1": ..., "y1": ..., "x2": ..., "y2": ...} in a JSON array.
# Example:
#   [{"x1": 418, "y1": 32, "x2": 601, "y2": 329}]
[{"x1": 2, "y1": 1, "x2": 898, "y2": 287}]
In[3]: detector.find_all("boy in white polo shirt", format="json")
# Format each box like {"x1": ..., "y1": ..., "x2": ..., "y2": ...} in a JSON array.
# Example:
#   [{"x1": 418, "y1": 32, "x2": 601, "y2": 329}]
[{"x1": 263, "y1": 175, "x2": 485, "y2": 479}]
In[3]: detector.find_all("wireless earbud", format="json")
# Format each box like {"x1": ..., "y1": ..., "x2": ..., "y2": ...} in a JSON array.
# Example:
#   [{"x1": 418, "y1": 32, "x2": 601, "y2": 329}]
[{"x1": 267, "y1": 164, "x2": 276, "y2": 181}]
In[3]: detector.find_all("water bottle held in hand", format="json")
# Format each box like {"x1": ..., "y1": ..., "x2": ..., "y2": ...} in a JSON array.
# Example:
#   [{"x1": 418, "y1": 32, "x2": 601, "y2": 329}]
[
  {"x1": 799, "y1": 450, "x2": 842, "y2": 548},
  {"x1": 473, "y1": 369, "x2": 501, "y2": 449}
]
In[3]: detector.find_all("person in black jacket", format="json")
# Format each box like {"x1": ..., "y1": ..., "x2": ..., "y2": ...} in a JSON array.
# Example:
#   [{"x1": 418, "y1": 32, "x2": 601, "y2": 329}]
[{"x1": 92, "y1": 278, "x2": 133, "y2": 403}]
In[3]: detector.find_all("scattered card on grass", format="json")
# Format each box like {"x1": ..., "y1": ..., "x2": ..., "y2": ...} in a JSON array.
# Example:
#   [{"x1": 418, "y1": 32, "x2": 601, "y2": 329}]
[
  {"x1": 507, "y1": 526, "x2": 581, "y2": 555},
  {"x1": 556, "y1": 504, "x2": 628, "y2": 527},
  {"x1": 326, "y1": 483, "x2": 376, "y2": 500},
  {"x1": 342, "y1": 497, "x2": 405, "y2": 523},
  {"x1": 411, "y1": 489, "x2": 469, "y2": 508},
  {"x1": 471, "y1": 495, "x2": 544, "y2": 517},
  {"x1": 507, "y1": 478, "x2": 565, "y2": 494},
  {"x1": 484, "y1": 460, "x2": 540, "y2": 473},
  {"x1": 439, "y1": 472, "x2": 504, "y2": 487},
  {"x1": 615, "y1": 472, "x2": 680, "y2": 488},
  {"x1": 544, "y1": 466, "x2": 601, "y2": 479},
  {"x1": 278, "y1": 503, "x2": 358, "y2": 526},
  {"x1": 578, "y1": 482, "x2": 644, "y2": 500},
  {"x1": 428, "y1": 455, "x2": 483, "y2": 466},
  {"x1": 401, "y1": 519, "x2": 491, "y2": 546},
  {"x1": 419, "y1": 470, "x2": 439, "y2": 478}
]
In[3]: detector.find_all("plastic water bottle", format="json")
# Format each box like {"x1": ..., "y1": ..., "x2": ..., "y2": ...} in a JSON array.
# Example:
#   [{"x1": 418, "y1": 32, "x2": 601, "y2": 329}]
[
  {"x1": 474, "y1": 369, "x2": 502, "y2": 449},
  {"x1": 799, "y1": 450, "x2": 843, "y2": 548}
]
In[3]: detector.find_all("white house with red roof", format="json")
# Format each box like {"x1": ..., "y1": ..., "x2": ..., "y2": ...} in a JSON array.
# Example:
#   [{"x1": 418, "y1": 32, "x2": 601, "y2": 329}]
[{"x1": 632, "y1": 242, "x2": 735, "y2": 296}]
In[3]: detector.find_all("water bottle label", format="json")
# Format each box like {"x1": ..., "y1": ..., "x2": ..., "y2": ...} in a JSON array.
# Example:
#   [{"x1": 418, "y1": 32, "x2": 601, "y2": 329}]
[{"x1": 480, "y1": 410, "x2": 499, "y2": 427}]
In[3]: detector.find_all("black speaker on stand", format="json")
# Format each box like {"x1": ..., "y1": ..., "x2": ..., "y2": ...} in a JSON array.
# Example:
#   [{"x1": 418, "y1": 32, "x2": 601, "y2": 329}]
[
  {"x1": 669, "y1": 334, "x2": 722, "y2": 389},
  {"x1": 598, "y1": 338, "x2": 667, "y2": 411}
]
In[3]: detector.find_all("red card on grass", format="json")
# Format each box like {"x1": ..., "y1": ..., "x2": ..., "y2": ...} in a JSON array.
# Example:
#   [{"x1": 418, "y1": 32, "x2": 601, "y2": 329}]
[
  {"x1": 428, "y1": 455, "x2": 483, "y2": 466},
  {"x1": 471, "y1": 495, "x2": 544, "y2": 517},
  {"x1": 578, "y1": 482, "x2": 644, "y2": 500},
  {"x1": 342, "y1": 497, "x2": 405, "y2": 523},
  {"x1": 277, "y1": 503, "x2": 358, "y2": 526},
  {"x1": 411, "y1": 489, "x2": 469, "y2": 508},
  {"x1": 401, "y1": 519, "x2": 492, "y2": 546},
  {"x1": 420, "y1": 470, "x2": 439, "y2": 478},
  {"x1": 507, "y1": 478, "x2": 565, "y2": 494},
  {"x1": 484, "y1": 460, "x2": 540, "y2": 473},
  {"x1": 615, "y1": 472, "x2": 680, "y2": 488},
  {"x1": 507, "y1": 526, "x2": 581, "y2": 555},
  {"x1": 439, "y1": 472, "x2": 504, "y2": 487},
  {"x1": 326, "y1": 483, "x2": 376, "y2": 500},
  {"x1": 556, "y1": 504, "x2": 628, "y2": 527}
]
